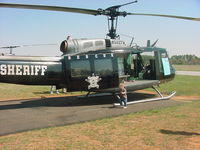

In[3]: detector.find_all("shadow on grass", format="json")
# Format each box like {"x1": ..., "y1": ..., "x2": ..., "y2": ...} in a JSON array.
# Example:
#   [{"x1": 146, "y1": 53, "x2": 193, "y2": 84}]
[
  {"x1": 0, "y1": 92, "x2": 156, "y2": 110},
  {"x1": 33, "y1": 91, "x2": 51, "y2": 94},
  {"x1": 160, "y1": 129, "x2": 200, "y2": 136}
]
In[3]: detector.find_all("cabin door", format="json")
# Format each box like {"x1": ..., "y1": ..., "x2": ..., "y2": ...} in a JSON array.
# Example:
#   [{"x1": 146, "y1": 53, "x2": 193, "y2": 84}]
[{"x1": 70, "y1": 59, "x2": 92, "y2": 91}]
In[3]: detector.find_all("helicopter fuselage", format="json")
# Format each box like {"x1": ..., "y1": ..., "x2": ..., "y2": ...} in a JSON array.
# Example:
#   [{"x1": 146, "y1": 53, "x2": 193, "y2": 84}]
[{"x1": 0, "y1": 39, "x2": 175, "y2": 92}]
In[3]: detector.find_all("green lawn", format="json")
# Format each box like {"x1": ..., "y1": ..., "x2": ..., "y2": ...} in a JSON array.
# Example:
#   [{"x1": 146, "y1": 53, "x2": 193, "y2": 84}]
[
  {"x1": 0, "y1": 84, "x2": 49, "y2": 100},
  {"x1": 0, "y1": 75, "x2": 199, "y2": 101},
  {"x1": 0, "y1": 83, "x2": 85, "y2": 101},
  {"x1": 0, "y1": 101, "x2": 200, "y2": 150},
  {"x1": 156, "y1": 75, "x2": 200, "y2": 96},
  {"x1": 173, "y1": 65, "x2": 200, "y2": 71},
  {"x1": 0, "y1": 76, "x2": 200, "y2": 149}
]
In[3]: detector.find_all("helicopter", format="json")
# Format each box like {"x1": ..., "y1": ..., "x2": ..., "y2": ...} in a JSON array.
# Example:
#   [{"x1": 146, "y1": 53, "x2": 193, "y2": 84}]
[
  {"x1": 0, "y1": 44, "x2": 57, "y2": 55},
  {"x1": 0, "y1": 1, "x2": 199, "y2": 104}
]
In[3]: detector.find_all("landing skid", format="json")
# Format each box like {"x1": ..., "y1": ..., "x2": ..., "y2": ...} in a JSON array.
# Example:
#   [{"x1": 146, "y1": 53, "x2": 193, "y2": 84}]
[{"x1": 114, "y1": 86, "x2": 176, "y2": 107}]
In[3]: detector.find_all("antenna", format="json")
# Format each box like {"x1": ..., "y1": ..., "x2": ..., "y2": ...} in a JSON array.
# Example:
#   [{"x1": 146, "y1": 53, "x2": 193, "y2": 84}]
[
  {"x1": 151, "y1": 39, "x2": 159, "y2": 47},
  {"x1": 120, "y1": 33, "x2": 135, "y2": 46}
]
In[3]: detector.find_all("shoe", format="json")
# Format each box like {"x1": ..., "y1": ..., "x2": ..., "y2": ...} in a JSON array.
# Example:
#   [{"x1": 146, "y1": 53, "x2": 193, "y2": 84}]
[{"x1": 123, "y1": 106, "x2": 127, "y2": 109}]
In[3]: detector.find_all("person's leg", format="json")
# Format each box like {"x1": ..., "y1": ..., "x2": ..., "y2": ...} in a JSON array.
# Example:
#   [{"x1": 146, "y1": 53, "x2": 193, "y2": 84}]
[
  {"x1": 56, "y1": 89, "x2": 60, "y2": 94},
  {"x1": 62, "y1": 88, "x2": 67, "y2": 93},
  {"x1": 121, "y1": 98, "x2": 127, "y2": 107},
  {"x1": 116, "y1": 95, "x2": 123, "y2": 106},
  {"x1": 124, "y1": 98, "x2": 127, "y2": 107},
  {"x1": 50, "y1": 86, "x2": 53, "y2": 94}
]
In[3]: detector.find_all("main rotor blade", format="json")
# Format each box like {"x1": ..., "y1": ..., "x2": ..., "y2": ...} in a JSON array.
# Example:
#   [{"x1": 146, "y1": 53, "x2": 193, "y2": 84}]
[
  {"x1": 0, "y1": 3, "x2": 99, "y2": 15},
  {"x1": 1, "y1": 3, "x2": 200, "y2": 23},
  {"x1": 22, "y1": 44, "x2": 57, "y2": 47},
  {"x1": 127, "y1": 13, "x2": 200, "y2": 21},
  {"x1": 0, "y1": 44, "x2": 57, "y2": 49}
]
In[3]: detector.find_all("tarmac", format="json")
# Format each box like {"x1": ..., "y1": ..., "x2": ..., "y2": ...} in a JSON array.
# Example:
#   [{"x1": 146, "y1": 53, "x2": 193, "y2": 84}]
[
  {"x1": 176, "y1": 71, "x2": 200, "y2": 76},
  {"x1": 0, "y1": 92, "x2": 183, "y2": 136}
]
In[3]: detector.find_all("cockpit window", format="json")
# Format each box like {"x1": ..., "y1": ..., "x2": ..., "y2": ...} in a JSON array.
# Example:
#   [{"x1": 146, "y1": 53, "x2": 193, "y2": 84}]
[{"x1": 161, "y1": 52, "x2": 168, "y2": 58}]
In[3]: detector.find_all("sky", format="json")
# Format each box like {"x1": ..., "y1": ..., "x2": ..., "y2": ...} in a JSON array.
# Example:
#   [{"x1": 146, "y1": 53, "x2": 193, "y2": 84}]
[{"x1": 0, "y1": 0, "x2": 200, "y2": 56}]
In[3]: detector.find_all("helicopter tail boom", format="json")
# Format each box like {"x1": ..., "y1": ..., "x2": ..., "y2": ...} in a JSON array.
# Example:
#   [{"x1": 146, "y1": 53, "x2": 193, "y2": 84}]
[{"x1": 0, "y1": 56, "x2": 64, "y2": 86}]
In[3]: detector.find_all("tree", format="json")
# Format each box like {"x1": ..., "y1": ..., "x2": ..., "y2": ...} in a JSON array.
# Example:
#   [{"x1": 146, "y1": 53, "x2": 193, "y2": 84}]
[{"x1": 170, "y1": 54, "x2": 200, "y2": 65}]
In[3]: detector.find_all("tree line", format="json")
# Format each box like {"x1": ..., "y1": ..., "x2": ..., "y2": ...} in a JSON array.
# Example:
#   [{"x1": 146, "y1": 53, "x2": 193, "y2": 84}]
[{"x1": 170, "y1": 55, "x2": 200, "y2": 65}]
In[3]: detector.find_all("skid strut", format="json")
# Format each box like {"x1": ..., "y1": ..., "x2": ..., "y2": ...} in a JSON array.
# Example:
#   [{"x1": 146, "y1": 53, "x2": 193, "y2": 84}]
[
  {"x1": 114, "y1": 86, "x2": 176, "y2": 106},
  {"x1": 152, "y1": 86, "x2": 164, "y2": 98}
]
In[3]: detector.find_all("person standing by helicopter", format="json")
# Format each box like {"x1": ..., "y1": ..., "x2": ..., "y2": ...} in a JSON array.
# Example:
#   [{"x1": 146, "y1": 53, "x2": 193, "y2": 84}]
[
  {"x1": 117, "y1": 83, "x2": 128, "y2": 108},
  {"x1": 50, "y1": 86, "x2": 59, "y2": 94}
]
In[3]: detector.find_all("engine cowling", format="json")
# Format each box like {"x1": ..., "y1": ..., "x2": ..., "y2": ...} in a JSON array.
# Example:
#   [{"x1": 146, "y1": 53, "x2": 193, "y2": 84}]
[
  {"x1": 60, "y1": 38, "x2": 127, "y2": 54},
  {"x1": 60, "y1": 40, "x2": 68, "y2": 53}
]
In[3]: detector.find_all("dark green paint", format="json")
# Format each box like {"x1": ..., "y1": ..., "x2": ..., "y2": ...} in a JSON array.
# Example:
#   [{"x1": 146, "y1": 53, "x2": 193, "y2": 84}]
[{"x1": 0, "y1": 47, "x2": 175, "y2": 92}]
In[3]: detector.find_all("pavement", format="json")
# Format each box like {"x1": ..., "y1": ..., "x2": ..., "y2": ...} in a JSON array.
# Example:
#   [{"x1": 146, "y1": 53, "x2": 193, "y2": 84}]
[
  {"x1": 0, "y1": 92, "x2": 183, "y2": 136},
  {"x1": 176, "y1": 71, "x2": 200, "y2": 76}
]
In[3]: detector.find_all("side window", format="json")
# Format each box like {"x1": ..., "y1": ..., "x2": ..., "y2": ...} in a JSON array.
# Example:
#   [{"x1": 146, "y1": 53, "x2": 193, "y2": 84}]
[
  {"x1": 161, "y1": 52, "x2": 171, "y2": 76},
  {"x1": 117, "y1": 57, "x2": 124, "y2": 76},
  {"x1": 71, "y1": 60, "x2": 90, "y2": 78},
  {"x1": 94, "y1": 58, "x2": 113, "y2": 76},
  {"x1": 141, "y1": 52, "x2": 155, "y2": 66}
]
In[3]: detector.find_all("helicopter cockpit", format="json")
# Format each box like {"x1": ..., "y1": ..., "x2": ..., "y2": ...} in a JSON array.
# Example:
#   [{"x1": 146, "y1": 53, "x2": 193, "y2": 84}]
[{"x1": 115, "y1": 48, "x2": 175, "y2": 84}]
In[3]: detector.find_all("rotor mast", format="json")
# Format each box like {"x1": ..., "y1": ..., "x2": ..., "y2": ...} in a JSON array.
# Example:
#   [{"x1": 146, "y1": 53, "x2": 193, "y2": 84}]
[
  {"x1": 106, "y1": 10, "x2": 119, "y2": 39},
  {"x1": 105, "y1": 0, "x2": 138, "y2": 39}
]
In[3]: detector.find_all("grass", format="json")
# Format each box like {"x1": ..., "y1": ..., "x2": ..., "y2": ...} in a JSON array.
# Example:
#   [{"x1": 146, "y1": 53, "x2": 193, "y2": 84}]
[
  {"x1": 0, "y1": 75, "x2": 200, "y2": 101},
  {"x1": 0, "y1": 83, "x2": 86, "y2": 101},
  {"x1": 0, "y1": 75, "x2": 200, "y2": 149},
  {"x1": 0, "y1": 101, "x2": 200, "y2": 150},
  {"x1": 0, "y1": 84, "x2": 49, "y2": 100},
  {"x1": 156, "y1": 75, "x2": 200, "y2": 96},
  {"x1": 173, "y1": 65, "x2": 200, "y2": 71}
]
